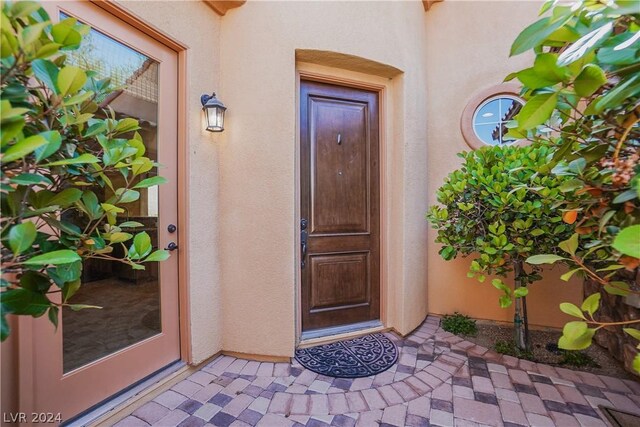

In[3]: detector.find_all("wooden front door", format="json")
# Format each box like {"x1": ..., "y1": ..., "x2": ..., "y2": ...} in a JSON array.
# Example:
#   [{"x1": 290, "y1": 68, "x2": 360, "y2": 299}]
[
  {"x1": 300, "y1": 80, "x2": 380, "y2": 332},
  {"x1": 30, "y1": 2, "x2": 180, "y2": 421}
]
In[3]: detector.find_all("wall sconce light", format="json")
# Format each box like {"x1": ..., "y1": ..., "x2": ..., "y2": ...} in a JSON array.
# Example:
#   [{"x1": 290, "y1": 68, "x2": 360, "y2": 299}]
[{"x1": 201, "y1": 92, "x2": 226, "y2": 132}]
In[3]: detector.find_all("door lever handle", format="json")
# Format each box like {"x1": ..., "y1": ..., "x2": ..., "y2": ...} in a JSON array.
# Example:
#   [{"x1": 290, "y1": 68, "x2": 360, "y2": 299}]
[{"x1": 165, "y1": 242, "x2": 178, "y2": 251}]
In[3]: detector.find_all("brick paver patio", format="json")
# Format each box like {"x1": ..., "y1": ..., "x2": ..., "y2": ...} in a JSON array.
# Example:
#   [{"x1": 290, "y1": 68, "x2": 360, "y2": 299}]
[{"x1": 115, "y1": 316, "x2": 640, "y2": 427}]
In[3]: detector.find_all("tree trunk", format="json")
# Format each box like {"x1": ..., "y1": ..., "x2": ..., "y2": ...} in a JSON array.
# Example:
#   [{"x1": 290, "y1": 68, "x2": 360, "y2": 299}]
[{"x1": 513, "y1": 260, "x2": 530, "y2": 351}]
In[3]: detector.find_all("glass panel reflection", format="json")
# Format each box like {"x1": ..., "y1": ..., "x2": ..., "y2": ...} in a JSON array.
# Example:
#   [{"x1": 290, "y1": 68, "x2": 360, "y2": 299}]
[
  {"x1": 473, "y1": 96, "x2": 523, "y2": 146},
  {"x1": 61, "y1": 15, "x2": 161, "y2": 373}
]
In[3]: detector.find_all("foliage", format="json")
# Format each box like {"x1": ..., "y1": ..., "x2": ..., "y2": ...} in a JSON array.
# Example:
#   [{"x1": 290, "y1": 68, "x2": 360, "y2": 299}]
[
  {"x1": 559, "y1": 350, "x2": 599, "y2": 368},
  {"x1": 504, "y1": 0, "x2": 639, "y2": 371},
  {"x1": 0, "y1": 1, "x2": 169, "y2": 341},
  {"x1": 441, "y1": 312, "x2": 478, "y2": 336},
  {"x1": 494, "y1": 340, "x2": 534, "y2": 360}
]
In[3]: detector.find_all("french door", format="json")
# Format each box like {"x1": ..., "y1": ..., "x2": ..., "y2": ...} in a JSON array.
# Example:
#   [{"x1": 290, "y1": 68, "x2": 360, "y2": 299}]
[{"x1": 29, "y1": 2, "x2": 180, "y2": 420}]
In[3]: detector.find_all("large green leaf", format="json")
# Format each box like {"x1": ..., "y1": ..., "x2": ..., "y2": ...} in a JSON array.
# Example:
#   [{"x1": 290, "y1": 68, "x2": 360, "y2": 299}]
[
  {"x1": 558, "y1": 22, "x2": 613, "y2": 66},
  {"x1": 559, "y1": 233, "x2": 579, "y2": 256},
  {"x1": 133, "y1": 176, "x2": 167, "y2": 189},
  {"x1": 574, "y1": 64, "x2": 607, "y2": 97},
  {"x1": 581, "y1": 293, "x2": 600, "y2": 317},
  {"x1": 612, "y1": 225, "x2": 640, "y2": 259},
  {"x1": 23, "y1": 250, "x2": 81, "y2": 266},
  {"x1": 57, "y1": 66, "x2": 87, "y2": 96},
  {"x1": 8, "y1": 222, "x2": 37, "y2": 256},
  {"x1": 517, "y1": 93, "x2": 558, "y2": 130},
  {"x1": 526, "y1": 254, "x2": 565, "y2": 264},
  {"x1": 48, "y1": 188, "x2": 82, "y2": 207},
  {"x1": 45, "y1": 153, "x2": 99, "y2": 166},
  {"x1": 34, "y1": 130, "x2": 62, "y2": 162},
  {"x1": 0, "y1": 288, "x2": 50, "y2": 317},
  {"x1": 51, "y1": 19, "x2": 82, "y2": 48},
  {"x1": 2, "y1": 135, "x2": 47, "y2": 163},
  {"x1": 145, "y1": 250, "x2": 170, "y2": 262},
  {"x1": 559, "y1": 302, "x2": 586, "y2": 319},
  {"x1": 31, "y1": 59, "x2": 59, "y2": 94},
  {"x1": 510, "y1": 15, "x2": 571, "y2": 56},
  {"x1": 559, "y1": 326, "x2": 595, "y2": 350}
]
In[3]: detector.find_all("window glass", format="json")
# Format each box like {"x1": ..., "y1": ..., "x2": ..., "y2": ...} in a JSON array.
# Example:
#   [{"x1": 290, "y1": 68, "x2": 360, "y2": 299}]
[{"x1": 471, "y1": 96, "x2": 523, "y2": 146}]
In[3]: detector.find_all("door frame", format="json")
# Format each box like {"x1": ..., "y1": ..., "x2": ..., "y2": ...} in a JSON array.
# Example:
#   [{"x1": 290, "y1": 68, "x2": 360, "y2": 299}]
[
  {"x1": 17, "y1": 0, "x2": 193, "y2": 417},
  {"x1": 295, "y1": 63, "x2": 393, "y2": 344}
]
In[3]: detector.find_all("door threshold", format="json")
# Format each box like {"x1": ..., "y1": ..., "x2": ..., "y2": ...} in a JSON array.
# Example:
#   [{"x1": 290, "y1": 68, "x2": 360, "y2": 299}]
[
  {"x1": 64, "y1": 360, "x2": 186, "y2": 427},
  {"x1": 299, "y1": 320, "x2": 385, "y2": 347}
]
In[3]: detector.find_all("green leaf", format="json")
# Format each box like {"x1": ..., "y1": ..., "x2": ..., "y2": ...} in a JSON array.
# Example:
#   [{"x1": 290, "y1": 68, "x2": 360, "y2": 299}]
[
  {"x1": 57, "y1": 66, "x2": 87, "y2": 96},
  {"x1": 604, "y1": 281, "x2": 631, "y2": 297},
  {"x1": 558, "y1": 22, "x2": 613, "y2": 66},
  {"x1": 61, "y1": 280, "x2": 81, "y2": 303},
  {"x1": 51, "y1": 19, "x2": 82, "y2": 48},
  {"x1": 11, "y1": 1, "x2": 41, "y2": 17},
  {"x1": 31, "y1": 59, "x2": 59, "y2": 94},
  {"x1": 20, "y1": 21, "x2": 48, "y2": 47},
  {"x1": 34, "y1": 130, "x2": 62, "y2": 162},
  {"x1": 514, "y1": 287, "x2": 529, "y2": 298},
  {"x1": 562, "y1": 321, "x2": 588, "y2": 340},
  {"x1": 560, "y1": 268, "x2": 581, "y2": 282},
  {"x1": 109, "y1": 232, "x2": 133, "y2": 243},
  {"x1": 8, "y1": 222, "x2": 37, "y2": 256},
  {"x1": 47, "y1": 306, "x2": 59, "y2": 330},
  {"x1": 115, "y1": 118, "x2": 140, "y2": 133},
  {"x1": 0, "y1": 288, "x2": 50, "y2": 317},
  {"x1": 9, "y1": 173, "x2": 52, "y2": 186},
  {"x1": 2, "y1": 135, "x2": 47, "y2": 163},
  {"x1": 0, "y1": 311, "x2": 8, "y2": 341},
  {"x1": 132, "y1": 232, "x2": 152, "y2": 260},
  {"x1": 581, "y1": 293, "x2": 600, "y2": 317},
  {"x1": 559, "y1": 233, "x2": 579, "y2": 256},
  {"x1": 510, "y1": 15, "x2": 571, "y2": 56},
  {"x1": 559, "y1": 326, "x2": 595, "y2": 350},
  {"x1": 517, "y1": 68, "x2": 558, "y2": 89},
  {"x1": 624, "y1": 328, "x2": 640, "y2": 342},
  {"x1": 44, "y1": 153, "x2": 99, "y2": 166},
  {"x1": 47, "y1": 261, "x2": 82, "y2": 286},
  {"x1": 68, "y1": 304, "x2": 102, "y2": 311},
  {"x1": 612, "y1": 189, "x2": 638, "y2": 204},
  {"x1": 145, "y1": 250, "x2": 170, "y2": 262},
  {"x1": 574, "y1": 64, "x2": 607, "y2": 97},
  {"x1": 633, "y1": 354, "x2": 640, "y2": 375},
  {"x1": 115, "y1": 189, "x2": 140, "y2": 204},
  {"x1": 517, "y1": 93, "x2": 558, "y2": 130},
  {"x1": 119, "y1": 221, "x2": 144, "y2": 228},
  {"x1": 559, "y1": 302, "x2": 586, "y2": 320},
  {"x1": 559, "y1": 178, "x2": 584, "y2": 193},
  {"x1": 526, "y1": 254, "x2": 566, "y2": 264},
  {"x1": 23, "y1": 250, "x2": 81, "y2": 266},
  {"x1": 499, "y1": 295, "x2": 513, "y2": 308},
  {"x1": 612, "y1": 225, "x2": 640, "y2": 259},
  {"x1": 48, "y1": 188, "x2": 82, "y2": 207},
  {"x1": 133, "y1": 176, "x2": 167, "y2": 189}
]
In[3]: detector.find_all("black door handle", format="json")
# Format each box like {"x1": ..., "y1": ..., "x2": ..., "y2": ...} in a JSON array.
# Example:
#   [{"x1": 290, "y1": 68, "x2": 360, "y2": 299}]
[{"x1": 165, "y1": 242, "x2": 178, "y2": 251}]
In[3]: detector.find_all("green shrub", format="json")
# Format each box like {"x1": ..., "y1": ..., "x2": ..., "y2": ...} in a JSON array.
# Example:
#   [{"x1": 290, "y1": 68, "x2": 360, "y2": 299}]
[
  {"x1": 560, "y1": 351, "x2": 599, "y2": 369},
  {"x1": 495, "y1": 340, "x2": 534, "y2": 361},
  {"x1": 441, "y1": 312, "x2": 477, "y2": 336},
  {"x1": 427, "y1": 143, "x2": 580, "y2": 349},
  {"x1": 0, "y1": 1, "x2": 168, "y2": 341}
]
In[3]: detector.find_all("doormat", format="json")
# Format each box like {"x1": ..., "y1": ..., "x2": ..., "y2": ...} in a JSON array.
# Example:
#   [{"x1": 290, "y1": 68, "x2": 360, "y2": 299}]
[
  {"x1": 294, "y1": 333, "x2": 398, "y2": 378},
  {"x1": 599, "y1": 406, "x2": 640, "y2": 427}
]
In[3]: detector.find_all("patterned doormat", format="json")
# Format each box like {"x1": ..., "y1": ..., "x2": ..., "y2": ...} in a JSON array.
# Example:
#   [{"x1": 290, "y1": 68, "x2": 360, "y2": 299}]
[{"x1": 294, "y1": 333, "x2": 398, "y2": 378}]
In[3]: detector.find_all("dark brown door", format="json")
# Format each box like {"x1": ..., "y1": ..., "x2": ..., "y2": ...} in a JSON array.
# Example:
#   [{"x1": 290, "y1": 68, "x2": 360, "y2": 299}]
[{"x1": 300, "y1": 80, "x2": 380, "y2": 332}]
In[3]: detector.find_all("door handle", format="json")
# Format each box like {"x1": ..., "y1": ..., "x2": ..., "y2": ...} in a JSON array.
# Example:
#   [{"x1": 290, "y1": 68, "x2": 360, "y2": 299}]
[
  {"x1": 301, "y1": 218, "x2": 308, "y2": 269},
  {"x1": 165, "y1": 242, "x2": 178, "y2": 251}
]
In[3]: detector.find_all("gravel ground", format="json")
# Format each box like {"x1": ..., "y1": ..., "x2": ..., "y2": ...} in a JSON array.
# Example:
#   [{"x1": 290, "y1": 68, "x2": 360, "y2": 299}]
[{"x1": 460, "y1": 321, "x2": 637, "y2": 380}]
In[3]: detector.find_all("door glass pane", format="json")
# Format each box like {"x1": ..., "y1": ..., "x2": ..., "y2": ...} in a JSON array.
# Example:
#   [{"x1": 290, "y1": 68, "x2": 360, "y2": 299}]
[{"x1": 61, "y1": 15, "x2": 162, "y2": 373}]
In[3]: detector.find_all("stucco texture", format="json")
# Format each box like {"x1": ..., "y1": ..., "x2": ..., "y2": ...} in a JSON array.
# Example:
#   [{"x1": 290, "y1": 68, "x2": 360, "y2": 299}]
[
  {"x1": 218, "y1": 0, "x2": 431, "y2": 357},
  {"x1": 116, "y1": 0, "x2": 223, "y2": 363},
  {"x1": 425, "y1": 0, "x2": 582, "y2": 328}
]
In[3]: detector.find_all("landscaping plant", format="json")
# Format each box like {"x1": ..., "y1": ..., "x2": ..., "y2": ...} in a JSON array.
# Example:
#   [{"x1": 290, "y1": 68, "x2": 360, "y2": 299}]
[
  {"x1": 0, "y1": 1, "x2": 169, "y2": 341},
  {"x1": 502, "y1": 0, "x2": 639, "y2": 372},
  {"x1": 427, "y1": 143, "x2": 580, "y2": 350},
  {"x1": 441, "y1": 312, "x2": 478, "y2": 336}
]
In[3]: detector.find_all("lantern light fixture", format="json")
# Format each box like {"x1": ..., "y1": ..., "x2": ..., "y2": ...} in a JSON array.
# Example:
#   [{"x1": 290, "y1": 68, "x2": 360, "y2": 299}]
[{"x1": 201, "y1": 92, "x2": 226, "y2": 132}]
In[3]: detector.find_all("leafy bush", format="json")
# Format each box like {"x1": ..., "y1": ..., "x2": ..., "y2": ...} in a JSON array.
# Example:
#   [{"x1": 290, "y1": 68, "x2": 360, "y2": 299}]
[
  {"x1": 0, "y1": 1, "x2": 168, "y2": 340},
  {"x1": 559, "y1": 350, "x2": 599, "y2": 369},
  {"x1": 441, "y1": 312, "x2": 477, "y2": 336},
  {"x1": 503, "y1": 0, "x2": 639, "y2": 371},
  {"x1": 427, "y1": 143, "x2": 579, "y2": 349},
  {"x1": 494, "y1": 340, "x2": 534, "y2": 360}
]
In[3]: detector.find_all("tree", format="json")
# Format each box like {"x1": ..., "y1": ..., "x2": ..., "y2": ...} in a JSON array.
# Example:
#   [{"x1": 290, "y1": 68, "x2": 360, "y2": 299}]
[
  {"x1": 427, "y1": 143, "x2": 580, "y2": 350},
  {"x1": 504, "y1": 0, "x2": 639, "y2": 371},
  {"x1": 0, "y1": 1, "x2": 168, "y2": 340}
]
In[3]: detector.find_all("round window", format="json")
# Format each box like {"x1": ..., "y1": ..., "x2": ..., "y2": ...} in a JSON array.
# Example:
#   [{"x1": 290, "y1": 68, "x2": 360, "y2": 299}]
[
  {"x1": 460, "y1": 83, "x2": 526, "y2": 150},
  {"x1": 472, "y1": 96, "x2": 523, "y2": 146}
]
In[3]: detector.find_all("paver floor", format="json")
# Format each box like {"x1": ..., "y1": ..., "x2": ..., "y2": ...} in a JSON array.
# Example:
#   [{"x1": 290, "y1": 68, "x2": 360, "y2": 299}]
[{"x1": 115, "y1": 316, "x2": 640, "y2": 427}]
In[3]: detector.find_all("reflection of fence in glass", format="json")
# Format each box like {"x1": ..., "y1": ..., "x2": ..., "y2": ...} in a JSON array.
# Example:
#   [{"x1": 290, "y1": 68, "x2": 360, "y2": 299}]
[{"x1": 61, "y1": 12, "x2": 158, "y2": 106}]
